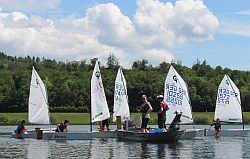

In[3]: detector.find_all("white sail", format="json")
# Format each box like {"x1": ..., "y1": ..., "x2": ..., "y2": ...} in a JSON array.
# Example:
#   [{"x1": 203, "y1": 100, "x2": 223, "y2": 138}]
[
  {"x1": 164, "y1": 65, "x2": 193, "y2": 124},
  {"x1": 214, "y1": 75, "x2": 242, "y2": 123},
  {"x1": 91, "y1": 61, "x2": 110, "y2": 123},
  {"x1": 113, "y1": 67, "x2": 130, "y2": 122},
  {"x1": 28, "y1": 67, "x2": 50, "y2": 124}
]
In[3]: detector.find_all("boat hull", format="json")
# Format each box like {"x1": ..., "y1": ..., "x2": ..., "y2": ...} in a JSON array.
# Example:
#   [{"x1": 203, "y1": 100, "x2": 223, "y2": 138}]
[
  {"x1": 11, "y1": 129, "x2": 56, "y2": 139},
  {"x1": 204, "y1": 129, "x2": 249, "y2": 137},
  {"x1": 11, "y1": 131, "x2": 37, "y2": 139},
  {"x1": 117, "y1": 130, "x2": 184, "y2": 143},
  {"x1": 42, "y1": 131, "x2": 117, "y2": 140}
]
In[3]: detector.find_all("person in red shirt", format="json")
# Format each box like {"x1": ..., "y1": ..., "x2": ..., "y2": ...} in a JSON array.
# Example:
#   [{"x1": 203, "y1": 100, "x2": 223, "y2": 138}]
[{"x1": 156, "y1": 95, "x2": 169, "y2": 129}]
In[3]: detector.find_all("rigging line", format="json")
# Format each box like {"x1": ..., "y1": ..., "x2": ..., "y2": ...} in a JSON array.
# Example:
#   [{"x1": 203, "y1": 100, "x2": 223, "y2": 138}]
[
  {"x1": 33, "y1": 71, "x2": 48, "y2": 105},
  {"x1": 169, "y1": 66, "x2": 192, "y2": 111},
  {"x1": 33, "y1": 69, "x2": 51, "y2": 125},
  {"x1": 225, "y1": 75, "x2": 244, "y2": 129},
  {"x1": 119, "y1": 68, "x2": 130, "y2": 120},
  {"x1": 168, "y1": 66, "x2": 194, "y2": 123},
  {"x1": 226, "y1": 75, "x2": 241, "y2": 106},
  {"x1": 120, "y1": 68, "x2": 129, "y2": 105}
]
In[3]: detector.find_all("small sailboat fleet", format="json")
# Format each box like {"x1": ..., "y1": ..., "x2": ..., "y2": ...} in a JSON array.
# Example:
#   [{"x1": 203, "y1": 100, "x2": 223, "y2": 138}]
[
  {"x1": 11, "y1": 64, "x2": 249, "y2": 142},
  {"x1": 205, "y1": 74, "x2": 249, "y2": 137},
  {"x1": 43, "y1": 61, "x2": 116, "y2": 140}
]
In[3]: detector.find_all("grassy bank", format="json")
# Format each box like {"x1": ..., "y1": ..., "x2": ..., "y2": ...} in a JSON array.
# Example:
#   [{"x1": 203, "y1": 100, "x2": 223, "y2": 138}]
[{"x1": 1, "y1": 112, "x2": 250, "y2": 125}]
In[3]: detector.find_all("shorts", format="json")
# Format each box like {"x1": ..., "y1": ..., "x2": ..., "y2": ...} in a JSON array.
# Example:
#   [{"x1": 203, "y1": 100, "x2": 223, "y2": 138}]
[
  {"x1": 141, "y1": 118, "x2": 149, "y2": 129},
  {"x1": 102, "y1": 119, "x2": 109, "y2": 128}
]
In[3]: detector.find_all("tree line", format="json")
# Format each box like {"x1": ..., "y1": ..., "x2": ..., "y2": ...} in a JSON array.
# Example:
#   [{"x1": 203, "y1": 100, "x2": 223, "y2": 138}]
[{"x1": 1, "y1": 52, "x2": 250, "y2": 113}]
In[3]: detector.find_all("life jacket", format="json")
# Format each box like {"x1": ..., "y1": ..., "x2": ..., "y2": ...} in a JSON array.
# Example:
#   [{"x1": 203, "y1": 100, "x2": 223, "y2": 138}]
[
  {"x1": 214, "y1": 123, "x2": 221, "y2": 130},
  {"x1": 161, "y1": 102, "x2": 169, "y2": 112},
  {"x1": 58, "y1": 122, "x2": 67, "y2": 132},
  {"x1": 16, "y1": 124, "x2": 25, "y2": 134}
]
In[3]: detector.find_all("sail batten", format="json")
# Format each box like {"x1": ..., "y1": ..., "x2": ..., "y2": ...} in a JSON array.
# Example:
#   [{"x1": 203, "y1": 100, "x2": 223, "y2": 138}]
[
  {"x1": 28, "y1": 67, "x2": 50, "y2": 125},
  {"x1": 113, "y1": 67, "x2": 130, "y2": 122},
  {"x1": 214, "y1": 75, "x2": 242, "y2": 123},
  {"x1": 91, "y1": 61, "x2": 110, "y2": 123},
  {"x1": 164, "y1": 65, "x2": 193, "y2": 124}
]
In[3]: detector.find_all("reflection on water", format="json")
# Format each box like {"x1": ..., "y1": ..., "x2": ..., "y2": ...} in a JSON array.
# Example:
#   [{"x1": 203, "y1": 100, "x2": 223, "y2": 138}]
[
  {"x1": 1, "y1": 125, "x2": 250, "y2": 158},
  {"x1": 0, "y1": 136, "x2": 248, "y2": 159},
  {"x1": 214, "y1": 137, "x2": 243, "y2": 159},
  {"x1": 28, "y1": 140, "x2": 49, "y2": 159}
]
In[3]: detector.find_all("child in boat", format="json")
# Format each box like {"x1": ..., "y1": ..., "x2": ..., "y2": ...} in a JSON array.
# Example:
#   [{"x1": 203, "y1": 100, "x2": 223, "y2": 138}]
[
  {"x1": 168, "y1": 110, "x2": 182, "y2": 131},
  {"x1": 138, "y1": 95, "x2": 153, "y2": 133},
  {"x1": 56, "y1": 119, "x2": 69, "y2": 132},
  {"x1": 15, "y1": 120, "x2": 27, "y2": 138},
  {"x1": 210, "y1": 118, "x2": 221, "y2": 137}
]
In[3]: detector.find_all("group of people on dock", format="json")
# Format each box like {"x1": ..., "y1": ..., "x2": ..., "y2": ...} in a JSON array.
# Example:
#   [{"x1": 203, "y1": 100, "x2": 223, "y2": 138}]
[
  {"x1": 138, "y1": 94, "x2": 183, "y2": 133},
  {"x1": 137, "y1": 94, "x2": 221, "y2": 136}
]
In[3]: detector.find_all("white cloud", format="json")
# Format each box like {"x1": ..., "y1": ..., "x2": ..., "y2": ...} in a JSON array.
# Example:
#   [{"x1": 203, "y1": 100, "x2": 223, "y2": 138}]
[
  {"x1": 0, "y1": 0, "x2": 218, "y2": 68},
  {"x1": 235, "y1": 10, "x2": 250, "y2": 16},
  {"x1": 0, "y1": 0, "x2": 61, "y2": 12},
  {"x1": 219, "y1": 21, "x2": 250, "y2": 37}
]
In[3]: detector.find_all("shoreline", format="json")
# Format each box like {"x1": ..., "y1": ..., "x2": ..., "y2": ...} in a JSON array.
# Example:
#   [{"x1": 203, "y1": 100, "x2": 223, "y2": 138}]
[{"x1": 1, "y1": 112, "x2": 250, "y2": 125}]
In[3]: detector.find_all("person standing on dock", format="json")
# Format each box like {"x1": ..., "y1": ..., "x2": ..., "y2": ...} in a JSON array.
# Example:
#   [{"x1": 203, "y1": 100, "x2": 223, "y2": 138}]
[
  {"x1": 138, "y1": 95, "x2": 153, "y2": 133},
  {"x1": 210, "y1": 118, "x2": 221, "y2": 137},
  {"x1": 156, "y1": 95, "x2": 169, "y2": 129}
]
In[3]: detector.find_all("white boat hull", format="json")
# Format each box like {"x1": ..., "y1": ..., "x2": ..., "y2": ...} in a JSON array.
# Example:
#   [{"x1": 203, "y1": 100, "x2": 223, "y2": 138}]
[
  {"x1": 11, "y1": 131, "x2": 37, "y2": 139},
  {"x1": 43, "y1": 131, "x2": 117, "y2": 140},
  {"x1": 181, "y1": 129, "x2": 204, "y2": 139},
  {"x1": 11, "y1": 129, "x2": 55, "y2": 139},
  {"x1": 204, "y1": 129, "x2": 249, "y2": 137}
]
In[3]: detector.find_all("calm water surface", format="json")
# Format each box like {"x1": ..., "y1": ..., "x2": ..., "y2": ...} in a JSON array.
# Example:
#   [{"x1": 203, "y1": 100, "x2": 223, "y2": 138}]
[{"x1": 0, "y1": 125, "x2": 250, "y2": 159}]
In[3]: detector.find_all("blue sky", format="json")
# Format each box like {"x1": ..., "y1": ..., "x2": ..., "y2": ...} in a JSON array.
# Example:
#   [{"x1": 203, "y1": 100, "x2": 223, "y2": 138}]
[{"x1": 0, "y1": 0, "x2": 249, "y2": 70}]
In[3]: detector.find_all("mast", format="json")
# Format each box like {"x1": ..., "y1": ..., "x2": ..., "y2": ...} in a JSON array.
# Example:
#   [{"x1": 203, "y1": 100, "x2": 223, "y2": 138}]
[
  {"x1": 186, "y1": 82, "x2": 195, "y2": 129},
  {"x1": 89, "y1": 84, "x2": 92, "y2": 132}
]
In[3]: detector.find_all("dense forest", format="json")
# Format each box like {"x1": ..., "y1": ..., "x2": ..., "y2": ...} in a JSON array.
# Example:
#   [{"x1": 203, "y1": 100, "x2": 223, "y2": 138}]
[{"x1": 1, "y1": 52, "x2": 250, "y2": 113}]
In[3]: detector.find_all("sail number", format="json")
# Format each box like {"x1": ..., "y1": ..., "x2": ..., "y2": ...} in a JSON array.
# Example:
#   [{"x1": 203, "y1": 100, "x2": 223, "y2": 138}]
[
  {"x1": 217, "y1": 88, "x2": 237, "y2": 104},
  {"x1": 114, "y1": 83, "x2": 127, "y2": 101},
  {"x1": 165, "y1": 83, "x2": 186, "y2": 106}
]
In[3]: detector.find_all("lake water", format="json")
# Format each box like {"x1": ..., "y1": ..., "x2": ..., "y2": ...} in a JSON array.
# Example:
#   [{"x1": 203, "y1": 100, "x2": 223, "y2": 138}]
[{"x1": 1, "y1": 125, "x2": 250, "y2": 159}]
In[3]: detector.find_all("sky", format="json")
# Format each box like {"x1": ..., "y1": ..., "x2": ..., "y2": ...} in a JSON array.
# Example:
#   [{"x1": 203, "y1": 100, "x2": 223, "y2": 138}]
[{"x1": 0, "y1": 0, "x2": 249, "y2": 70}]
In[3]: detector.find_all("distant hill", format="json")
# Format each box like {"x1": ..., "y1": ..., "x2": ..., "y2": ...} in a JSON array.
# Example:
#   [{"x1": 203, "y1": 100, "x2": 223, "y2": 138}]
[{"x1": 1, "y1": 52, "x2": 250, "y2": 113}]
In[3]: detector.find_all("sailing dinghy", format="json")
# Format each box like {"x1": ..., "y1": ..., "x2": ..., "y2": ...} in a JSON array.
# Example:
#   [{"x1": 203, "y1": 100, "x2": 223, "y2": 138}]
[
  {"x1": 164, "y1": 65, "x2": 203, "y2": 139},
  {"x1": 43, "y1": 61, "x2": 116, "y2": 140},
  {"x1": 117, "y1": 66, "x2": 184, "y2": 143},
  {"x1": 11, "y1": 67, "x2": 53, "y2": 139},
  {"x1": 113, "y1": 67, "x2": 130, "y2": 123},
  {"x1": 205, "y1": 75, "x2": 249, "y2": 137},
  {"x1": 90, "y1": 61, "x2": 110, "y2": 124}
]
